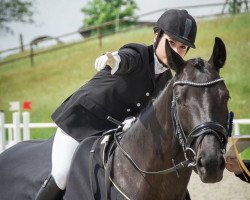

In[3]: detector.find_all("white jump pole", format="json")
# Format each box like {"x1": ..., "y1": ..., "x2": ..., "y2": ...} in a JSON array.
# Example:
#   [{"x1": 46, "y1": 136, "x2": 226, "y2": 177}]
[
  {"x1": 0, "y1": 112, "x2": 5, "y2": 152},
  {"x1": 234, "y1": 123, "x2": 240, "y2": 135},
  {"x1": 13, "y1": 112, "x2": 21, "y2": 144},
  {"x1": 22, "y1": 111, "x2": 30, "y2": 141}
]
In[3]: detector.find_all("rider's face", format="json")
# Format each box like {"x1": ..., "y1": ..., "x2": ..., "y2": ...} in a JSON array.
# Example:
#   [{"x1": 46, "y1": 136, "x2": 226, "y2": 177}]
[{"x1": 154, "y1": 33, "x2": 188, "y2": 66}]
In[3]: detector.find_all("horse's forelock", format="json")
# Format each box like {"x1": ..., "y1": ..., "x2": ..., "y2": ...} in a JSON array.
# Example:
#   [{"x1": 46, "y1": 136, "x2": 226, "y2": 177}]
[
  {"x1": 182, "y1": 58, "x2": 220, "y2": 81},
  {"x1": 193, "y1": 58, "x2": 204, "y2": 69}
]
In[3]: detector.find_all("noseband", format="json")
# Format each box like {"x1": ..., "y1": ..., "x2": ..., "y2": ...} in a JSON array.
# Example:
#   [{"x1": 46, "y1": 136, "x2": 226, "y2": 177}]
[{"x1": 171, "y1": 78, "x2": 228, "y2": 162}]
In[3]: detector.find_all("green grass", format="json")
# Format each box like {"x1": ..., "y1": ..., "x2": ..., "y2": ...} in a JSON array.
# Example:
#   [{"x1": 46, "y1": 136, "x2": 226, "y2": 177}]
[{"x1": 0, "y1": 13, "x2": 250, "y2": 149}]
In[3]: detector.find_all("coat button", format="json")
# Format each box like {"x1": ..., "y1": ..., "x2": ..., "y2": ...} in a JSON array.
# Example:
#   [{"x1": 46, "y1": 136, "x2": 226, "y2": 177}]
[
  {"x1": 146, "y1": 92, "x2": 150, "y2": 96},
  {"x1": 136, "y1": 103, "x2": 141, "y2": 107},
  {"x1": 127, "y1": 108, "x2": 130, "y2": 112}
]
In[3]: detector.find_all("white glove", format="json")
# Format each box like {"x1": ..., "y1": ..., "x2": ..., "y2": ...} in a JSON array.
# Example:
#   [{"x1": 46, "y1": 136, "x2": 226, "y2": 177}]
[
  {"x1": 94, "y1": 51, "x2": 121, "y2": 74},
  {"x1": 122, "y1": 117, "x2": 136, "y2": 132},
  {"x1": 101, "y1": 135, "x2": 110, "y2": 144}
]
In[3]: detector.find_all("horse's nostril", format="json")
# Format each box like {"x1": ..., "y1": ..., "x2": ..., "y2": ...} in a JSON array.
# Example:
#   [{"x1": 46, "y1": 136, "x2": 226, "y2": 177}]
[
  {"x1": 219, "y1": 156, "x2": 226, "y2": 169},
  {"x1": 197, "y1": 155, "x2": 225, "y2": 170},
  {"x1": 197, "y1": 157, "x2": 203, "y2": 168}
]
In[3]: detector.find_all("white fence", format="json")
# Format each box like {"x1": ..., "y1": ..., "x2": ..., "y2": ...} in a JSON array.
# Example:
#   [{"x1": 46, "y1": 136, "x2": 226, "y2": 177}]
[
  {"x1": 0, "y1": 111, "x2": 56, "y2": 152},
  {"x1": 0, "y1": 111, "x2": 250, "y2": 153},
  {"x1": 233, "y1": 119, "x2": 250, "y2": 135}
]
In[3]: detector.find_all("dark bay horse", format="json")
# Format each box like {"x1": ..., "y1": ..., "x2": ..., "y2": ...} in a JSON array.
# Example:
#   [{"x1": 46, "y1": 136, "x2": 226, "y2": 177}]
[{"x1": 0, "y1": 37, "x2": 229, "y2": 200}]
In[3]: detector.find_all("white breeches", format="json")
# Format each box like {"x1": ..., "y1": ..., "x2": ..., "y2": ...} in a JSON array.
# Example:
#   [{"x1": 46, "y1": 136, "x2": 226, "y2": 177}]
[{"x1": 51, "y1": 128, "x2": 79, "y2": 190}]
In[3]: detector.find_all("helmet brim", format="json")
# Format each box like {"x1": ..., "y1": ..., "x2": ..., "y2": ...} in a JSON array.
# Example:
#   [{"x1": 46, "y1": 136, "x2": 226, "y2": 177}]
[{"x1": 165, "y1": 30, "x2": 196, "y2": 49}]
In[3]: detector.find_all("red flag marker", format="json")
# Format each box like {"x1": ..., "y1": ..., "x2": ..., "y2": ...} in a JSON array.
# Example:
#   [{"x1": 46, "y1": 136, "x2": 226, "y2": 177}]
[{"x1": 23, "y1": 101, "x2": 32, "y2": 110}]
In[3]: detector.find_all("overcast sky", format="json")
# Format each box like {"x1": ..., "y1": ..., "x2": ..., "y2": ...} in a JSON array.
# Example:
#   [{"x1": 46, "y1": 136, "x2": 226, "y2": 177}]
[{"x1": 0, "y1": 0, "x2": 225, "y2": 52}]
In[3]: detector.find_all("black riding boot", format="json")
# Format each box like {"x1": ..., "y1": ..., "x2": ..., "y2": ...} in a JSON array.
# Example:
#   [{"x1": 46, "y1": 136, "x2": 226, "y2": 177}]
[
  {"x1": 185, "y1": 190, "x2": 191, "y2": 200},
  {"x1": 35, "y1": 175, "x2": 64, "y2": 200}
]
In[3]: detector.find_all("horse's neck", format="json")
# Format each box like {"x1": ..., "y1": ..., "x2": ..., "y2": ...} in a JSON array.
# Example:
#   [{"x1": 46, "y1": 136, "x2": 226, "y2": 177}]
[
  {"x1": 121, "y1": 80, "x2": 182, "y2": 168},
  {"x1": 112, "y1": 80, "x2": 191, "y2": 199}
]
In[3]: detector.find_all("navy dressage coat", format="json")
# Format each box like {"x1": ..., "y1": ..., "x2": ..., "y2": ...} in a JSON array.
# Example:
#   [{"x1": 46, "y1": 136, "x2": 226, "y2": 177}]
[{"x1": 52, "y1": 43, "x2": 173, "y2": 142}]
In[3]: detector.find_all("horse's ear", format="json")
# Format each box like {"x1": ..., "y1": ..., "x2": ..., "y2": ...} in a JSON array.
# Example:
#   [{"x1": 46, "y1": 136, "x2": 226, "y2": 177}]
[
  {"x1": 208, "y1": 37, "x2": 226, "y2": 72},
  {"x1": 165, "y1": 39, "x2": 185, "y2": 73}
]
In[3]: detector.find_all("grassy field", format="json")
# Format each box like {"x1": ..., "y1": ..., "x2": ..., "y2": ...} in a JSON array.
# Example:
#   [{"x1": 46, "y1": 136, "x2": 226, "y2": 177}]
[{"x1": 0, "y1": 12, "x2": 250, "y2": 144}]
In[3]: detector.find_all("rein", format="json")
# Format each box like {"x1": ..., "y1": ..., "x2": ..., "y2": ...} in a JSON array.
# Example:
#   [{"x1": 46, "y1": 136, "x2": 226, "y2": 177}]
[
  {"x1": 113, "y1": 128, "x2": 191, "y2": 175},
  {"x1": 105, "y1": 116, "x2": 192, "y2": 176}
]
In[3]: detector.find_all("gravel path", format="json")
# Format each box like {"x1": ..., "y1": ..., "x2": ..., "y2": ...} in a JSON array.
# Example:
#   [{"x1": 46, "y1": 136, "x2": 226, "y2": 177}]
[{"x1": 188, "y1": 170, "x2": 250, "y2": 200}]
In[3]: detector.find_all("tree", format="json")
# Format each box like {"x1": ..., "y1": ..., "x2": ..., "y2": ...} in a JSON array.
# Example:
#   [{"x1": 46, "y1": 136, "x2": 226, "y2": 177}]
[
  {"x1": 228, "y1": 0, "x2": 247, "y2": 14},
  {"x1": 81, "y1": 0, "x2": 138, "y2": 33},
  {"x1": 0, "y1": 0, "x2": 35, "y2": 32}
]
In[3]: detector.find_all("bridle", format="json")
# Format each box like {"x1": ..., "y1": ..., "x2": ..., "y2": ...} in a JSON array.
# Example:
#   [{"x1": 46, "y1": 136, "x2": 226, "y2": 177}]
[
  {"x1": 110, "y1": 77, "x2": 229, "y2": 176},
  {"x1": 171, "y1": 78, "x2": 228, "y2": 162}
]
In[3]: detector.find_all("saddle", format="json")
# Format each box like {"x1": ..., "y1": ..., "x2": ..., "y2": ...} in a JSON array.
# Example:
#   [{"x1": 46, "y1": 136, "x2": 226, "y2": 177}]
[{"x1": 89, "y1": 118, "x2": 124, "y2": 200}]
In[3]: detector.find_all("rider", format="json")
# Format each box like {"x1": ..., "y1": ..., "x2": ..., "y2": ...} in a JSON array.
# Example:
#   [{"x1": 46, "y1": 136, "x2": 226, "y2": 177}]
[{"x1": 35, "y1": 9, "x2": 197, "y2": 200}]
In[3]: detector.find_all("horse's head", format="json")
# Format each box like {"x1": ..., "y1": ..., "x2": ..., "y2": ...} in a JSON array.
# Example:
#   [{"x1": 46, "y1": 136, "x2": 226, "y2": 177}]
[{"x1": 166, "y1": 37, "x2": 229, "y2": 183}]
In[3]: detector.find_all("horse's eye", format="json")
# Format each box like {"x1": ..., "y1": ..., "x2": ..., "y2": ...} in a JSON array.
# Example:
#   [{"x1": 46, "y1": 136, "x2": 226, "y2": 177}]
[
  {"x1": 224, "y1": 95, "x2": 231, "y2": 103},
  {"x1": 175, "y1": 95, "x2": 180, "y2": 102},
  {"x1": 175, "y1": 95, "x2": 182, "y2": 105},
  {"x1": 176, "y1": 95, "x2": 187, "y2": 107}
]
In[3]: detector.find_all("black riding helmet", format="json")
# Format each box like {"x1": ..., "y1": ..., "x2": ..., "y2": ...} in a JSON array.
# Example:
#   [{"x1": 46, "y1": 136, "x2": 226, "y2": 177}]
[{"x1": 154, "y1": 9, "x2": 197, "y2": 49}]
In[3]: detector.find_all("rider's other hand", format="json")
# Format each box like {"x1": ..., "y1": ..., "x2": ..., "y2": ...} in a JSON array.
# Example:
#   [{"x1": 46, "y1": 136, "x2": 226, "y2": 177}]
[
  {"x1": 122, "y1": 117, "x2": 136, "y2": 132},
  {"x1": 225, "y1": 156, "x2": 242, "y2": 174}
]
